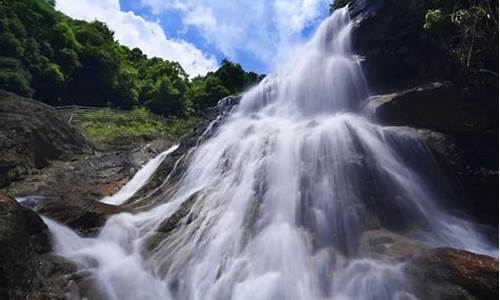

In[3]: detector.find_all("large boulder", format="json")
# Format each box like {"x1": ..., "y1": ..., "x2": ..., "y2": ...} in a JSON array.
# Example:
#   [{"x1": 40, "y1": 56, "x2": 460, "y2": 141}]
[
  {"x1": 349, "y1": 0, "x2": 498, "y2": 229},
  {"x1": 361, "y1": 230, "x2": 499, "y2": 300},
  {"x1": 406, "y1": 247, "x2": 499, "y2": 300},
  {"x1": 348, "y1": 0, "x2": 498, "y2": 96},
  {"x1": 34, "y1": 196, "x2": 127, "y2": 235},
  {"x1": 0, "y1": 194, "x2": 77, "y2": 299},
  {"x1": 349, "y1": 0, "x2": 451, "y2": 93},
  {"x1": 367, "y1": 82, "x2": 496, "y2": 133},
  {"x1": 0, "y1": 90, "x2": 91, "y2": 188},
  {"x1": 365, "y1": 82, "x2": 498, "y2": 227}
]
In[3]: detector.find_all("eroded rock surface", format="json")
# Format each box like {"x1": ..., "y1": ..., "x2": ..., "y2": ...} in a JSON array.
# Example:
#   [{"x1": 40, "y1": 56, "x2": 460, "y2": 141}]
[
  {"x1": 0, "y1": 90, "x2": 91, "y2": 188},
  {"x1": 362, "y1": 230, "x2": 499, "y2": 300},
  {"x1": 0, "y1": 194, "x2": 78, "y2": 300}
]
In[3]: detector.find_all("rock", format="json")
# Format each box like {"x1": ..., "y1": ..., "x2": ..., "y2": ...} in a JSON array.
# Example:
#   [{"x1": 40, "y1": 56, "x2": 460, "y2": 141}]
[
  {"x1": 0, "y1": 90, "x2": 91, "y2": 188},
  {"x1": 360, "y1": 230, "x2": 499, "y2": 300},
  {"x1": 350, "y1": 0, "x2": 498, "y2": 229},
  {"x1": 146, "y1": 191, "x2": 200, "y2": 251},
  {"x1": 406, "y1": 248, "x2": 499, "y2": 300},
  {"x1": 35, "y1": 196, "x2": 128, "y2": 235},
  {"x1": 0, "y1": 194, "x2": 77, "y2": 299},
  {"x1": 418, "y1": 129, "x2": 499, "y2": 228},
  {"x1": 128, "y1": 95, "x2": 242, "y2": 207},
  {"x1": 365, "y1": 82, "x2": 498, "y2": 227},
  {"x1": 349, "y1": 0, "x2": 450, "y2": 93},
  {"x1": 2, "y1": 133, "x2": 174, "y2": 234},
  {"x1": 360, "y1": 230, "x2": 424, "y2": 262},
  {"x1": 367, "y1": 82, "x2": 496, "y2": 133}
]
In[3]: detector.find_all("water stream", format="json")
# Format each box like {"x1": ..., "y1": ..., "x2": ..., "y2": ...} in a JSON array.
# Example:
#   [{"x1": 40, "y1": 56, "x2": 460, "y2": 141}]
[
  {"x1": 43, "y1": 8, "x2": 497, "y2": 300},
  {"x1": 101, "y1": 145, "x2": 179, "y2": 206}
]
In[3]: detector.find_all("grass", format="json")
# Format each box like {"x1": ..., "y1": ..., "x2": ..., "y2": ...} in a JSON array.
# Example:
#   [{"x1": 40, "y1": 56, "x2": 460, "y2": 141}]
[{"x1": 68, "y1": 107, "x2": 200, "y2": 144}]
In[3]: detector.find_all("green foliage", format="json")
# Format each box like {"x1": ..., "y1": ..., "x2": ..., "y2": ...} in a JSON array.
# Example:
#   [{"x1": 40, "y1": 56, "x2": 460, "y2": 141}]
[
  {"x1": 33, "y1": 62, "x2": 65, "y2": 104},
  {"x1": 423, "y1": 9, "x2": 444, "y2": 29},
  {"x1": 76, "y1": 107, "x2": 199, "y2": 143},
  {"x1": 423, "y1": 0, "x2": 498, "y2": 91},
  {"x1": 329, "y1": 0, "x2": 351, "y2": 12},
  {"x1": 190, "y1": 75, "x2": 231, "y2": 111},
  {"x1": 0, "y1": 0, "x2": 263, "y2": 125},
  {"x1": 0, "y1": 57, "x2": 32, "y2": 96}
]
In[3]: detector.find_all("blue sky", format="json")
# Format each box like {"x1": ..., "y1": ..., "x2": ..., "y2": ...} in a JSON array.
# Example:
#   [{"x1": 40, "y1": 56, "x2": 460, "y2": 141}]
[{"x1": 56, "y1": 0, "x2": 331, "y2": 76}]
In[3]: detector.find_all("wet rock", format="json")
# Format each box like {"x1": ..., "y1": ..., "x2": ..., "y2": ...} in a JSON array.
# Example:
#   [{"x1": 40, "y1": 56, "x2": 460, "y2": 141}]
[
  {"x1": 128, "y1": 95, "x2": 242, "y2": 207},
  {"x1": 360, "y1": 230, "x2": 424, "y2": 262},
  {"x1": 146, "y1": 191, "x2": 201, "y2": 251},
  {"x1": 0, "y1": 194, "x2": 76, "y2": 299},
  {"x1": 367, "y1": 82, "x2": 496, "y2": 133},
  {"x1": 0, "y1": 90, "x2": 91, "y2": 188},
  {"x1": 349, "y1": 0, "x2": 497, "y2": 97},
  {"x1": 2, "y1": 134, "x2": 174, "y2": 233},
  {"x1": 361, "y1": 230, "x2": 499, "y2": 300},
  {"x1": 349, "y1": 0, "x2": 450, "y2": 93},
  {"x1": 35, "y1": 196, "x2": 128, "y2": 235},
  {"x1": 417, "y1": 129, "x2": 498, "y2": 228},
  {"x1": 406, "y1": 248, "x2": 499, "y2": 300},
  {"x1": 365, "y1": 82, "x2": 498, "y2": 227}
]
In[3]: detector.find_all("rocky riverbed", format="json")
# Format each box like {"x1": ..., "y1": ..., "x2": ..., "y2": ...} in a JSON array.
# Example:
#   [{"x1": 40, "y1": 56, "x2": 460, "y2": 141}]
[{"x1": 0, "y1": 90, "x2": 175, "y2": 298}]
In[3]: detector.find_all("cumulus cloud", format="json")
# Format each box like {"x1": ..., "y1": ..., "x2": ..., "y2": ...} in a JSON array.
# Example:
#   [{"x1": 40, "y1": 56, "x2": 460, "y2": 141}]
[
  {"x1": 140, "y1": 0, "x2": 329, "y2": 71},
  {"x1": 56, "y1": 0, "x2": 218, "y2": 76}
]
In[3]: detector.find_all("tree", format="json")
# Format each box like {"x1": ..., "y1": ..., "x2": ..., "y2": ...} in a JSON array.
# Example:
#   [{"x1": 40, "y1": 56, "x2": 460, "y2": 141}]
[
  {"x1": 214, "y1": 59, "x2": 247, "y2": 93},
  {"x1": 0, "y1": 0, "x2": 263, "y2": 116}
]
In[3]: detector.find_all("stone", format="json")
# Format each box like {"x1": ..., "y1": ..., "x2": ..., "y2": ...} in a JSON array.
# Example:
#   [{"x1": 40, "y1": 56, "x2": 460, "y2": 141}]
[
  {"x1": 0, "y1": 194, "x2": 76, "y2": 299},
  {"x1": 0, "y1": 90, "x2": 91, "y2": 188}
]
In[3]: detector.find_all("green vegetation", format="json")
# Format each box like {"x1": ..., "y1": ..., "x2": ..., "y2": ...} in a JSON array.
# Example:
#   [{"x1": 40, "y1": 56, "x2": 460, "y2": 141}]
[
  {"x1": 329, "y1": 0, "x2": 352, "y2": 12},
  {"x1": 61, "y1": 107, "x2": 199, "y2": 144},
  {"x1": 329, "y1": 0, "x2": 498, "y2": 92},
  {"x1": 423, "y1": 0, "x2": 498, "y2": 91},
  {"x1": 0, "y1": 0, "x2": 263, "y2": 121}
]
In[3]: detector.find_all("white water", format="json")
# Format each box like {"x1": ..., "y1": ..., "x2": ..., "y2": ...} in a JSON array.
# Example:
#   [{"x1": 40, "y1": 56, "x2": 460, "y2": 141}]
[
  {"x1": 44, "y1": 8, "x2": 497, "y2": 300},
  {"x1": 101, "y1": 145, "x2": 179, "y2": 205}
]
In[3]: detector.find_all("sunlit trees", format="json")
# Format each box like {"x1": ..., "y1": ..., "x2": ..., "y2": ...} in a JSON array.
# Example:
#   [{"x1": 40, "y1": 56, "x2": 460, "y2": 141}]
[{"x1": 0, "y1": 0, "x2": 263, "y2": 117}]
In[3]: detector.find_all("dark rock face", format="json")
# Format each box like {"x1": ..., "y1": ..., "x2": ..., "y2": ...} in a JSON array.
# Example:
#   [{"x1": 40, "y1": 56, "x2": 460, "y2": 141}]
[
  {"x1": 368, "y1": 82, "x2": 490, "y2": 132},
  {"x1": 3, "y1": 136, "x2": 173, "y2": 234},
  {"x1": 351, "y1": 2, "x2": 498, "y2": 295},
  {"x1": 361, "y1": 230, "x2": 499, "y2": 300},
  {"x1": 36, "y1": 196, "x2": 127, "y2": 235},
  {"x1": 365, "y1": 82, "x2": 498, "y2": 227},
  {"x1": 349, "y1": 0, "x2": 458, "y2": 94},
  {"x1": 0, "y1": 90, "x2": 91, "y2": 188},
  {"x1": 418, "y1": 129, "x2": 498, "y2": 228},
  {"x1": 368, "y1": 82, "x2": 497, "y2": 133},
  {"x1": 406, "y1": 247, "x2": 499, "y2": 300},
  {"x1": 351, "y1": 0, "x2": 498, "y2": 228},
  {"x1": 0, "y1": 194, "x2": 77, "y2": 299},
  {"x1": 350, "y1": 0, "x2": 498, "y2": 96}
]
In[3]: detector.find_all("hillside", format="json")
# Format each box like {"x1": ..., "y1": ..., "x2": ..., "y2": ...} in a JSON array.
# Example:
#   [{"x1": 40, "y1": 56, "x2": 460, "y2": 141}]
[{"x1": 0, "y1": 0, "x2": 263, "y2": 117}]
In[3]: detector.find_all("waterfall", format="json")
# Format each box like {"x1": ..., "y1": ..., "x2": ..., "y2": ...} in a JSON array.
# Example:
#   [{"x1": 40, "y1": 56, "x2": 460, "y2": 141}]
[
  {"x1": 44, "y1": 7, "x2": 497, "y2": 300},
  {"x1": 101, "y1": 145, "x2": 179, "y2": 205}
]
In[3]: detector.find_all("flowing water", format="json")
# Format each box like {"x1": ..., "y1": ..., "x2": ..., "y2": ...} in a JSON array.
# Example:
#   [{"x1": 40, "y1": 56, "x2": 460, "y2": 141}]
[
  {"x1": 43, "y1": 8, "x2": 497, "y2": 300},
  {"x1": 101, "y1": 145, "x2": 179, "y2": 206}
]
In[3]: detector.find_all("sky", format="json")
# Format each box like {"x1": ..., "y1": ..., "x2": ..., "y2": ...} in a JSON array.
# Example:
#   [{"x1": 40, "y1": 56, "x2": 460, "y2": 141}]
[{"x1": 56, "y1": 0, "x2": 331, "y2": 77}]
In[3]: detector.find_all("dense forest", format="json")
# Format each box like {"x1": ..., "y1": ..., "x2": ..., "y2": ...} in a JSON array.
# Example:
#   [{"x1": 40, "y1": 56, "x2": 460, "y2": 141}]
[{"x1": 0, "y1": 0, "x2": 264, "y2": 117}]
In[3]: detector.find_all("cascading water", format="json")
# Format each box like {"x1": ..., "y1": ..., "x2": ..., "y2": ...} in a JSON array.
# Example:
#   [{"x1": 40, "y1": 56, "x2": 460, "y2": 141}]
[
  {"x1": 101, "y1": 145, "x2": 179, "y2": 206},
  {"x1": 44, "y1": 7, "x2": 497, "y2": 300}
]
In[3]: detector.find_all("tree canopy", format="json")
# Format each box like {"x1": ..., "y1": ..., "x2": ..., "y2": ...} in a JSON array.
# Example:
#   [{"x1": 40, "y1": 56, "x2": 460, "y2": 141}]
[{"x1": 0, "y1": 0, "x2": 264, "y2": 117}]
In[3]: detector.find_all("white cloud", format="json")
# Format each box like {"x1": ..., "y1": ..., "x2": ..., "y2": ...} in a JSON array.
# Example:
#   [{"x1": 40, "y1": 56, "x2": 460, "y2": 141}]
[
  {"x1": 140, "y1": 0, "x2": 329, "y2": 71},
  {"x1": 56, "y1": 0, "x2": 218, "y2": 76}
]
